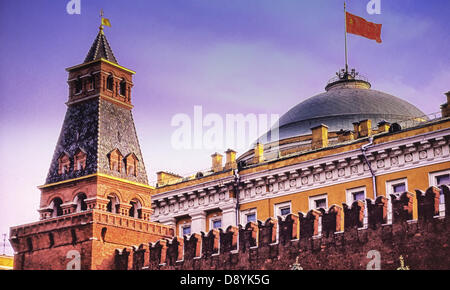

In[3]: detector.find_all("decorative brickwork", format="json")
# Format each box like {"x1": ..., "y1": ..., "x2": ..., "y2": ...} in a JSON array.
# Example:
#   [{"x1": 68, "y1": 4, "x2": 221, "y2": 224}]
[{"x1": 9, "y1": 210, "x2": 174, "y2": 270}]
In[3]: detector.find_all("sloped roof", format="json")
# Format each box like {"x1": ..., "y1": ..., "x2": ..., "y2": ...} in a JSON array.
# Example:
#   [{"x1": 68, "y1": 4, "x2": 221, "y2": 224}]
[{"x1": 84, "y1": 30, "x2": 118, "y2": 64}]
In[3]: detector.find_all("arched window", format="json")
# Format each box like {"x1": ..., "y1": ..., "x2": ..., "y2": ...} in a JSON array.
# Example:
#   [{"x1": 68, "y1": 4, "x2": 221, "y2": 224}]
[
  {"x1": 50, "y1": 198, "x2": 63, "y2": 217},
  {"x1": 106, "y1": 74, "x2": 114, "y2": 91},
  {"x1": 74, "y1": 148, "x2": 87, "y2": 171},
  {"x1": 119, "y1": 79, "x2": 126, "y2": 96},
  {"x1": 108, "y1": 149, "x2": 123, "y2": 173},
  {"x1": 75, "y1": 193, "x2": 87, "y2": 212},
  {"x1": 125, "y1": 153, "x2": 139, "y2": 177},
  {"x1": 88, "y1": 75, "x2": 95, "y2": 91},
  {"x1": 74, "y1": 77, "x2": 82, "y2": 94},
  {"x1": 106, "y1": 195, "x2": 119, "y2": 213},
  {"x1": 129, "y1": 199, "x2": 142, "y2": 219}
]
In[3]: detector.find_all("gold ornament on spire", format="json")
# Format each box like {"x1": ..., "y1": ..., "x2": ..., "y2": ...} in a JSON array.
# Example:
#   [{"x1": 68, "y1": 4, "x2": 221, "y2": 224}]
[{"x1": 99, "y1": 9, "x2": 111, "y2": 34}]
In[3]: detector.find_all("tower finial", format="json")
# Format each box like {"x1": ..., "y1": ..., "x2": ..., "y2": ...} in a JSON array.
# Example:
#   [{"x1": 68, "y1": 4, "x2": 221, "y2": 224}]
[
  {"x1": 99, "y1": 9, "x2": 111, "y2": 34},
  {"x1": 99, "y1": 9, "x2": 104, "y2": 34}
]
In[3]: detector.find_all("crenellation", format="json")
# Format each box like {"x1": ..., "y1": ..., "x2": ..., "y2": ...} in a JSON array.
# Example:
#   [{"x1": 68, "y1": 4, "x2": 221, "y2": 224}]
[
  {"x1": 201, "y1": 229, "x2": 220, "y2": 257},
  {"x1": 416, "y1": 186, "x2": 440, "y2": 221},
  {"x1": 366, "y1": 196, "x2": 388, "y2": 228},
  {"x1": 299, "y1": 209, "x2": 321, "y2": 238},
  {"x1": 219, "y1": 226, "x2": 238, "y2": 253},
  {"x1": 391, "y1": 191, "x2": 415, "y2": 223},
  {"x1": 322, "y1": 205, "x2": 342, "y2": 236},
  {"x1": 183, "y1": 233, "x2": 202, "y2": 260},
  {"x1": 116, "y1": 185, "x2": 449, "y2": 270},
  {"x1": 238, "y1": 222, "x2": 258, "y2": 252},
  {"x1": 278, "y1": 213, "x2": 299, "y2": 244},
  {"x1": 258, "y1": 218, "x2": 278, "y2": 246}
]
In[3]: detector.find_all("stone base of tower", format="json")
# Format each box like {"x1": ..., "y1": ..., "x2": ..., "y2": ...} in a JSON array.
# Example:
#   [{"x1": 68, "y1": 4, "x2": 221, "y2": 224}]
[{"x1": 9, "y1": 210, "x2": 174, "y2": 270}]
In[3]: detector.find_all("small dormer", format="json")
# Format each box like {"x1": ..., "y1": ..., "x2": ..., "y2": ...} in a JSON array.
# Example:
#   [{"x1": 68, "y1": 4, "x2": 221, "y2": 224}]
[
  {"x1": 108, "y1": 148, "x2": 123, "y2": 172},
  {"x1": 57, "y1": 152, "x2": 71, "y2": 175},
  {"x1": 74, "y1": 148, "x2": 87, "y2": 171},
  {"x1": 124, "y1": 153, "x2": 138, "y2": 176}
]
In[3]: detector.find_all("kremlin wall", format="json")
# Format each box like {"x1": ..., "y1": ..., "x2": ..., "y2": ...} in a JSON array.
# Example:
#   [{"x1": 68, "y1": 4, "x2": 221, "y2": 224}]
[{"x1": 115, "y1": 185, "x2": 450, "y2": 270}]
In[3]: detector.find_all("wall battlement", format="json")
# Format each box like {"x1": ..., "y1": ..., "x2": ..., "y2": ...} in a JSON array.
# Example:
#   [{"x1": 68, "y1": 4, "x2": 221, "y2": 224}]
[{"x1": 115, "y1": 185, "x2": 450, "y2": 270}]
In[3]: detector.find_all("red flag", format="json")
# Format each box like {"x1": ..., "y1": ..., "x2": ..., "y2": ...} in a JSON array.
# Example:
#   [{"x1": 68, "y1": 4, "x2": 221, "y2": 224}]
[{"x1": 346, "y1": 12, "x2": 382, "y2": 43}]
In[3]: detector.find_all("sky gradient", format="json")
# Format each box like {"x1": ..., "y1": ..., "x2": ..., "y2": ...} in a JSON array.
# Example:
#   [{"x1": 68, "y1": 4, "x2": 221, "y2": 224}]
[{"x1": 0, "y1": 0, "x2": 449, "y2": 254}]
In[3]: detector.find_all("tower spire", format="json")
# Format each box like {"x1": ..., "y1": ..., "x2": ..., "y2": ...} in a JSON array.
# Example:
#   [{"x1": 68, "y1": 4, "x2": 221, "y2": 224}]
[
  {"x1": 84, "y1": 11, "x2": 117, "y2": 64},
  {"x1": 99, "y1": 9, "x2": 104, "y2": 34}
]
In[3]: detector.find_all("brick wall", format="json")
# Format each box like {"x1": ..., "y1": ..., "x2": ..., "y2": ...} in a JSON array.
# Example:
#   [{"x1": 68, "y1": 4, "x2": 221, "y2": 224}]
[
  {"x1": 116, "y1": 185, "x2": 450, "y2": 270},
  {"x1": 10, "y1": 210, "x2": 174, "y2": 270}
]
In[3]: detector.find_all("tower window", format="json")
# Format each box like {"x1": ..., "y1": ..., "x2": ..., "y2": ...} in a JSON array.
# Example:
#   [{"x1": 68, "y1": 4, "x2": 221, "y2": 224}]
[
  {"x1": 88, "y1": 76, "x2": 95, "y2": 91},
  {"x1": 75, "y1": 193, "x2": 87, "y2": 212},
  {"x1": 74, "y1": 149, "x2": 86, "y2": 171},
  {"x1": 108, "y1": 149, "x2": 123, "y2": 173},
  {"x1": 74, "y1": 78, "x2": 82, "y2": 94},
  {"x1": 120, "y1": 80, "x2": 126, "y2": 96},
  {"x1": 58, "y1": 153, "x2": 71, "y2": 175},
  {"x1": 106, "y1": 75, "x2": 114, "y2": 91},
  {"x1": 129, "y1": 199, "x2": 142, "y2": 218},
  {"x1": 106, "y1": 195, "x2": 119, "y2": 213},
  {"x1": 125, "y1": 153, "x2": 139, "y2": 176},
  {"x1": 50, "y1": 198, "x2": 63, "y2": 217}
]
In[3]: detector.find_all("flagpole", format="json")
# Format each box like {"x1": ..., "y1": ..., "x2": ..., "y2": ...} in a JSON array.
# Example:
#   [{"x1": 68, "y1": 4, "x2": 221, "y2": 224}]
[{"x1": 344, "y1": 1, "x2": 349, "y2": 75}]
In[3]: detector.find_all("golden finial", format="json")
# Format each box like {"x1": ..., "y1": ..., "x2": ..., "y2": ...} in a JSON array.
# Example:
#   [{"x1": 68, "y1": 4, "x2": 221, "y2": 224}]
[
  {"x1": 396, "y1": 255, "x2": 410, "y2": 270},
  {"x1": 290, "y1": 256, "x2": 303, "y2": 270},
  {"x1": 99, "y1": 9, "x2": 104, "y2": 34},
  {"x1": 99, "y1": 9, "x2": 111, "y2": 34}
]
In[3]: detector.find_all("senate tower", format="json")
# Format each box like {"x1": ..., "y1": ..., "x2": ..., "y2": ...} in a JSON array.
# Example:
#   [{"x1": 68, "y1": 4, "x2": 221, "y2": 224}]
[{"x1": 9, "y1": 25, "x2": 174, "y2": 270}]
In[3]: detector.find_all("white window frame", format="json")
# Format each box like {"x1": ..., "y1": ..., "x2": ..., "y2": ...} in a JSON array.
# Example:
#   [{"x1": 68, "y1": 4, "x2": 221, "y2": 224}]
[
  {"x1": 386, "y1": 178, "x2": 408, "y2": 224},
  {"x1": 308, "y1": 194, "x2": 328, "y2": 235},
  {"x1": 179, "y1": 222, "x2": 191, "y2": 237},
  {"x1": 346, "y1": 186, "x2": 368, "y2": 228},
  {"x1": 240, "y1": 208, "x2": 257, "y2": 226},
  {"x1": 429, "y1": 169, "x2": 450, "y2": 217},
  {"x1": 309, "y1": 194, "x2": 328, "y2": 211},
  {"x1": 210, "y1": 215, "x2": 222, "y2": 230},
  {"x1": 274, "y1": 201, "x2": 291, "y2": 218}
]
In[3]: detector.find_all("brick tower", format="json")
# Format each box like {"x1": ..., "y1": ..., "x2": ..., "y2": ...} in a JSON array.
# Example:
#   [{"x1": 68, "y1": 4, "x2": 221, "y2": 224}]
[{"x1": 9, "y1": 24, "x2": 174, "y2": 270}]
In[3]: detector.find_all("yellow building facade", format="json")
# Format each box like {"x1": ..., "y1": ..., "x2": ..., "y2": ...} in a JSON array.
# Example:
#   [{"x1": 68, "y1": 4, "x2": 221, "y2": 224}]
[
  {"x1": 151, "y1": 73, "x2": 450, "y2": 237},
  {"x1": 0, "y1": 255, "x2": 14, "y2": 270}
]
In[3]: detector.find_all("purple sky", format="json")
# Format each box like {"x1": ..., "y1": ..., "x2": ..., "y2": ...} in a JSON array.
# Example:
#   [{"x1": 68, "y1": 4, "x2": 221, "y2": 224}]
[{"x1": 0, "y1": 0, "x2": 449, "y2": 254}]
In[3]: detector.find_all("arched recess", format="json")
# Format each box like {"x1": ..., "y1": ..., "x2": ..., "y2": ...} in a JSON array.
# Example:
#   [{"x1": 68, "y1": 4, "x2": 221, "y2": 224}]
[
  {"x1": 106, "y1": 194, "x2": 120, "y2": 214},
  {"x1": 49, "y1": 197, "x2": 63, "y2": 217},
  {"x1": 74, "y1": 193, "x2": 88, "y2": 212},
  {"x1": 106, "y1": 73, "x2": 114, "y2": 91},
  {"x1": 129, "y1": 198, "x2": 142, "y2": 219}
]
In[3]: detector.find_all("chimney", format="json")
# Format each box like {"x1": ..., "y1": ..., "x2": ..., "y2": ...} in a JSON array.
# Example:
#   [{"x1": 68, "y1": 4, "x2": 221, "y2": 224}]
[
  {"x1": 337, "y1": 130, "x2": 354, "y2": 143},
  {"x1": 352, "y1": 122, "x2": 360, "y2": 138},
  {"x1": 311, "y1": 124, "x2": 328, "y2": 150},
  {"x1": 253, "y1": 143, "x2": 264, "y2": 164},
  {"x1": 377, "y1": 120, "x2": 390, "y2": 133},
  {"x1": 358, "y1": 119, "x2": 372, "y2": 137},
  {"x1": 156, "y1": 171, "x2": 183, "y2": 187},
  {"x1": 441, "y1": 91, "x2": 450, "y2": 118},
  {"x1": 211, "y1": 153, "x2": 223, "y2": 173},
  {"x1": 224, "y1": 149, "x2": 237, "y2": 170}
]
